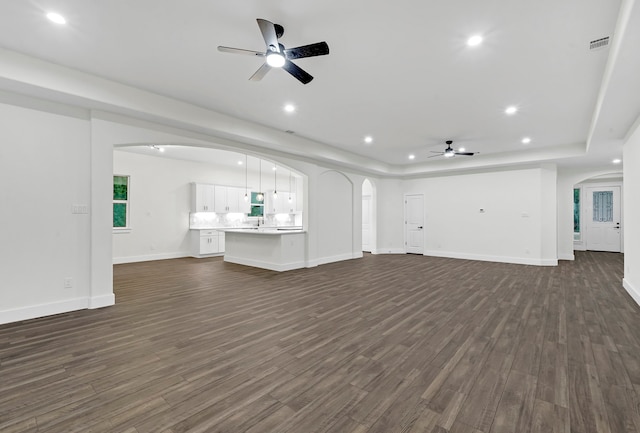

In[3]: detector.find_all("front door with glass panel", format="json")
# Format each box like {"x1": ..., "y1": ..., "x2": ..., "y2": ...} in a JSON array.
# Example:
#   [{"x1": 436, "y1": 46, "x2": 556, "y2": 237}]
[{"x1": 586, "y1": 186, "x2": 621, "y2": 252}]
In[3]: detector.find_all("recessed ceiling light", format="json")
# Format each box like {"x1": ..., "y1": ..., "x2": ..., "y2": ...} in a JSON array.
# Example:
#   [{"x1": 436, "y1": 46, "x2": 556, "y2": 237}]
[
  {"x1": 505, "y1": 106, "x2": 518, "y2": 115},
  {"x1": 467, "y1": 35, "x2": 483, "y2": 47},
  {"x1": 613, "y1": 158, "x2": 622, "y2": 164},
  {"x1": 237, "y1": 160, "x2": 243, "y2": 165},
  {"x1": 272, "y1": 166, "x2": 277, "y2": 171},
  {"x1": 408, "y1": 154, "x2": 415, "y2": 160},
  {"x1": 521, "y1": 137, "x2": 531, "y2": 144},
  {"x1": 364, "y1": 136, "x2": 373, "y2": 144},
  {"x1": 46, "y1": 12, "x2": 66, "y2": 25},
  {"x1": 458, "y1": 147, "x2": 466, "y2": 152},
  {"x1": 284, "y1": 104, "x2": 295, "y2": 113}
]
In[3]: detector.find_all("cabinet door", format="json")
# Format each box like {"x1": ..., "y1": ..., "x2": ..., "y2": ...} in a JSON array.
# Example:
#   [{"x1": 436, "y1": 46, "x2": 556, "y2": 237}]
[
  {"x1": 238, "y1": 188, "x2": 251, "y2": 214},
  {"x1": 231, "y1": 187, "x2": 251, "y2": 214},
  {"x1": 200, "y1": 235, "x2": 218, "y2": 254},
  {"x1": 226, "y1": 187, "x2": 241, "y2": 213},
  {"x1": 214, "y1": 185, "x2": 228, "y2": 213},
  {"x1": 284, "y1": 192, "x2": 296, "y2": 213},
  {"x1": 193, "y1": 183, "x2": 215, "y2": 212},
  {"x1": 264, "y1": 191, "x2": 275, "y2": 214}
]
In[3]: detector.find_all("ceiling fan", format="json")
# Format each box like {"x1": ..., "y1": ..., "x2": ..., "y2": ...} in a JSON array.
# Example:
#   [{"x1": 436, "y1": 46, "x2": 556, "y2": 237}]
[
  {"x1": 429, "y1": 140, "x2": 478, "y2": 158},
  {"x1": 218, "y1": 18, "x2": 329, "y2": 85}
]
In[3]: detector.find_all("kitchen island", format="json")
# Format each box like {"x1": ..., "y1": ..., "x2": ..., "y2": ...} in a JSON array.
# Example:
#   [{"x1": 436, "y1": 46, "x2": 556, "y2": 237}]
[{"x1": 222, "y1": 228, "x2": 306, "y2": 272}]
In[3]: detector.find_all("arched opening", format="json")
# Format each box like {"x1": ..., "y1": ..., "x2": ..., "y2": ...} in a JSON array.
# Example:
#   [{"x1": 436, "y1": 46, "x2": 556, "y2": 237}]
[
  {"x1": 112, "y1": 143, "x2": 306, "y2": 264},
  {"x1": 362, "y1": 178, "x2": 377, "y2": 253}
]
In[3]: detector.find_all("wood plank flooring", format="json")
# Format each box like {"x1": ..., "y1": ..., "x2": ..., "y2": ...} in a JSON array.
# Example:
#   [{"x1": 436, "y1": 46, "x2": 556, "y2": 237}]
[{"x1": 0, "y1": 251, "x2": 638, "y2": 432}]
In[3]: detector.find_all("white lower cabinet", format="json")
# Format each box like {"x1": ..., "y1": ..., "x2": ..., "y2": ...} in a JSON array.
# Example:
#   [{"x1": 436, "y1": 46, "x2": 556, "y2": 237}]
[{"x1": 191, "y1": 229, "x2": 225, "y2": 257}]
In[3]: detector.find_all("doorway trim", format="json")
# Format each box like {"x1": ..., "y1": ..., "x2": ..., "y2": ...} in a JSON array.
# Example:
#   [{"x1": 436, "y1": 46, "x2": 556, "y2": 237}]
[{"x1": 574, "y1": 180, "x2": 624, "y2": 253}]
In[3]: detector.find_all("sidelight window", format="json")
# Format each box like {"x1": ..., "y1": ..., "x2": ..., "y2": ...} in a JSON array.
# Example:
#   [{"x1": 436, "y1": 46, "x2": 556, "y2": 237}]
[
  {"x1": 573, "y1": 188, "x2": 580, "y2": 233},
  {"x1": 113, "y1": 175, "x2": 130, "y2": 229}
]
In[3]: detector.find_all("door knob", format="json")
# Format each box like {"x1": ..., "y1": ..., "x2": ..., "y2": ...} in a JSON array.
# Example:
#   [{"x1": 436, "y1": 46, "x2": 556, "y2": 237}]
[{"x1": 418, "y1": 226, "x2": 423, "y2": 229}]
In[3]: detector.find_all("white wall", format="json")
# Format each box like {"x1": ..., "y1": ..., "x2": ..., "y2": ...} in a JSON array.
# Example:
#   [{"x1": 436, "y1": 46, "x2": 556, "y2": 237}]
[
  {"x1": 0, "y1": 102, "x2": 98, "y2": 324},
  {"x1": 402, "y1": 167, "x2": 557, "y2": 265},
  {"x1": 624, "y1": 123, "x2": 640, "y2": 303},
  {"x1": 375, "y1": 178, "x2": 405, "y2": 254},
  {"x1": 315, "y1": 170, "x2": 357, "y2": 265}
]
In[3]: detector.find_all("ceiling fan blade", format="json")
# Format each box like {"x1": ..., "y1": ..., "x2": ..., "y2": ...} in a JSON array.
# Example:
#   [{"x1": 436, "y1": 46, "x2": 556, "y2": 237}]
[
  {"x1": 283, "y1": 60, "x2": 313, "y2": 84},
  {"x1": 454, "y1": 152, "x2": 476, "y2": 156},
  {"x1": 428, "y1": 154, "x2": 444, "y2": 158},
  {"x1": 257, "y1": 19, "x2": 280, "y2": 52},
  {"x1": 249, "y1": 63, "x2": 271, "y2": 81},
  {"x1": 429, "y1": 151, "x2": 444, "y2": 153},
  {"x1": 218, "y1": 46, "x2": 265, "y2": 57},
  {"x1": 284, "y1": 42, "x2": 330, "y2": 60}
]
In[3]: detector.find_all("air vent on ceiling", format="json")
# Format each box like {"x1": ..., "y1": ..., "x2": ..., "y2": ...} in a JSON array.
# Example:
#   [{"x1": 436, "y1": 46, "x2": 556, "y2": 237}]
[{"x1": 590, "y1": 36, "x2": 610, "y2": 50}]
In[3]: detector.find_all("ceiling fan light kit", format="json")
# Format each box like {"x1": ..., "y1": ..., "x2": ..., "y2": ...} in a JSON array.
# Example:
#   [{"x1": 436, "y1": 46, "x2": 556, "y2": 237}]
[
  {"x1": 429, "y1": 140, "x2": 479, "y2": 159},
  {"x1": 218, "y1": 18, "x2": 329, "y2": 84}
]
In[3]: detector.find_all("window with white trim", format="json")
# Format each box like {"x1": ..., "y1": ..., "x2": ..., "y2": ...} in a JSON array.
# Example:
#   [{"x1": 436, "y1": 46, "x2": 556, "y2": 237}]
[{"x1": 113, "y1": 175, "x2": 130, "y2": 229}]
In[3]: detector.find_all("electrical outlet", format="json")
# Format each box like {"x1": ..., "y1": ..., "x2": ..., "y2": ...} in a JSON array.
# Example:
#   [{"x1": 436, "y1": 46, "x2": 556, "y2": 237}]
[
  {"x1": 64, "y1": 277, "x2": 73, "y2": 288},
  {"x1": 71, "y1": 205, "x2": 89, "y2": 214}
]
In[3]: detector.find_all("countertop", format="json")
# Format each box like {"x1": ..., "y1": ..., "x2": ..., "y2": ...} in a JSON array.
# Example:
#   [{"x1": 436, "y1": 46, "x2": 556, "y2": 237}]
[{"x1": 223, "y1": 228, "x2": 305, "y2": 235}]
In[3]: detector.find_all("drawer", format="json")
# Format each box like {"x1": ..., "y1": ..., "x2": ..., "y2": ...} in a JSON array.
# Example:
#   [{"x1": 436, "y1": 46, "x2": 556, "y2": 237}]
[{"x1": 199, "y1": 230, "x2": 218, "y2": 237}]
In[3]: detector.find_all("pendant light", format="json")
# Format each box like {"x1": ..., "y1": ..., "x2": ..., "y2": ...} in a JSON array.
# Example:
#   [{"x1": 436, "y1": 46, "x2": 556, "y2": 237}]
[
  {"x1": 256, "y1": 159, "x2": 264, "y2": 202},
  {"x1": 288, "y1": 170, "x2": 292, "y2": 203},
  {"x1": 273, "y1": 164, "x2": 278, "y2": 199},
  {"x1": 243, "y1": 154, "x2": 249, "y2": 202}
]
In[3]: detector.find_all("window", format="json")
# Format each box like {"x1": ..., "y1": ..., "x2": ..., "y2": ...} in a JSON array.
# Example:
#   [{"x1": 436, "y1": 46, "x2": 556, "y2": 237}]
[
  {"x1": 249, "y1": 191, "x2": 264, "y2": 217},
  {"x1": 573, "y1": 188, "x2": 580, "y2": 233},
  {"x1": 592, "y1": 191, "x2": 613, "y2": 222},
  {"x1": 113, "y1": 175, "x2": 130, "y2": 229}
]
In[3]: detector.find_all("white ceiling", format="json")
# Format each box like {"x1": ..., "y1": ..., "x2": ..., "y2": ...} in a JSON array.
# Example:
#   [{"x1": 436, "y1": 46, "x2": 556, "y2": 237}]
[{"x1": 0, "y1": 0, "x2": 638, "y2": 175}]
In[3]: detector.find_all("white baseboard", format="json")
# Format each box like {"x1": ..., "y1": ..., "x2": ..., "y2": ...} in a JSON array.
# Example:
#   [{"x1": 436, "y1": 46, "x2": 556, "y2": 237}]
[
  {"x1": 89, "y1": 293, "x2": 115, "y2": 309},
  {"x1": 311, "y1": 252, "x2": 361, "y2": 267},
  {"x1": 558, "y1": 253, "x2": 575, "y2": 261},
  {"x1": 371, "y1": 248, "x2": 405, "y2": 255},
  {"x1": 623, "y1": 278, "x2": 640, "y2": 307},
  {"x1": 1, "y1": 297, "x2": 89, "y2": 325},
  {"x1": 224, "y1": 255, "x2": 306, "y2": 272},
  {"x1": 113, "y1": 252, "x2": 189, "y2": 264},
  {"x1": 424, "y1": 250, "x2": 558, "y2": 266}
]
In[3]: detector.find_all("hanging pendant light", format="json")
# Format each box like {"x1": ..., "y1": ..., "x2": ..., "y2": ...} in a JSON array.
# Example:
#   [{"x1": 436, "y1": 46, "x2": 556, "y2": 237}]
[
  {"x1": 273, "y1": 164, "x2": 278, "y2": 199},
  {"x1": 244, "y1": 154, "x2": 249, "y2": 202},
  {"x1": 256, "y1": 159, "x2": 264, "y2": 202}
]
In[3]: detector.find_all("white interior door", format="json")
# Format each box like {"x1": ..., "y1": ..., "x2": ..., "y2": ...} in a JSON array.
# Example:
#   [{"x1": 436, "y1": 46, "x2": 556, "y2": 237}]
[
  {"x1": 586, "y1": 186, "x2": 621, "y2": 252},
  {"x1": 405, "y1": 194, "x2": 424, "y2": 254},
  {"x1": 362, "y1": 195, "x2": 371, "y2": 252}
]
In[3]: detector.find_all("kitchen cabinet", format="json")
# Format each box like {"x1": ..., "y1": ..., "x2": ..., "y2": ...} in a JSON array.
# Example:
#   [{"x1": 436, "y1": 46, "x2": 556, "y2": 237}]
[
  {"x1": 191, "y1": 183, "x2": 215, "y2": 212},
  {"x1": 190, "y1": 229, "x2": 225, "y2": 257},
  {"x1": 214, "y1": 185, "x2": 251, "y2": 214},
  {"x1": 265, "y1": 191, "x2": 297, "y2": 214}
]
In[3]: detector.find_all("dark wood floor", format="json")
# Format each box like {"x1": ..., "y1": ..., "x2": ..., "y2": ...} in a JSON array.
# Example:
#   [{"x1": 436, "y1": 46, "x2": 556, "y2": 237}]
[{"x1": 1, "y1": 252, "x2": 638, "y2": 432}]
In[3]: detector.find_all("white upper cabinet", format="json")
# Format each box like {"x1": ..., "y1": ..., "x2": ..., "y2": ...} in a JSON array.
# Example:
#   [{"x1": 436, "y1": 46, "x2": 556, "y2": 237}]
[
  {"x1": 265, "y1": 191, "x2": 297, "y2": 214},
  {"x1": 191, "y1": 183, "x2": 215, "y2": 212},
  {"x1": 214, "y1": 185, "x2": 228, "y2": 213},
  {"x1": 214, "y1": 185, "x2": 251, "y2": 213}
]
